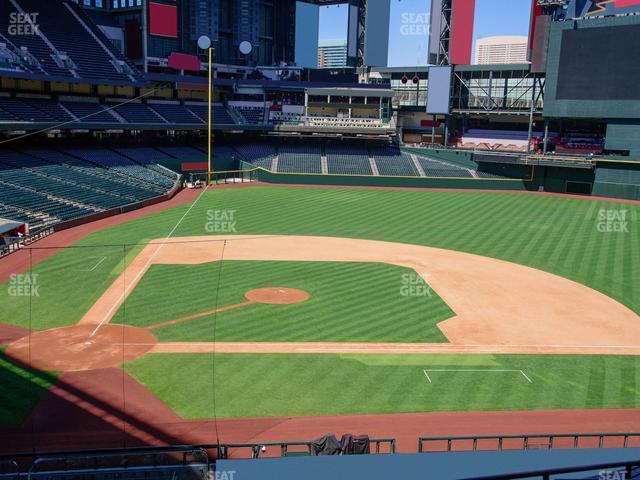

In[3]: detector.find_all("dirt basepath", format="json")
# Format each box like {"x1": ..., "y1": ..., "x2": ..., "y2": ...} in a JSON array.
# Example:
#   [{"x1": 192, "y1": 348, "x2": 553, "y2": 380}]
[
  {"x1": 151, "y1": 342, "x2": 640, "y2": 355},
  {"x1": 81, "y1": 235, "x2": 639, "y2": 352}
]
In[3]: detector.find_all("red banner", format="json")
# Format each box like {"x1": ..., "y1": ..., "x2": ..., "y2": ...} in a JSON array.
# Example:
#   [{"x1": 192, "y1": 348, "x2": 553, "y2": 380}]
[
  {"x1": 149, "y1": 2, "x2": 177, "y2": 38},
  {"x1": 450, "y1": 0, "x2": 476, "y2": 65}
]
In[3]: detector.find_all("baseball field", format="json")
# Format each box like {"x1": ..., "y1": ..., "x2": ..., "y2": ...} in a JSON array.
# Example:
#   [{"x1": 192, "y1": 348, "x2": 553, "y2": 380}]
[{"x1": 0, "y1": 185, "x2": 639, "y2": 451}]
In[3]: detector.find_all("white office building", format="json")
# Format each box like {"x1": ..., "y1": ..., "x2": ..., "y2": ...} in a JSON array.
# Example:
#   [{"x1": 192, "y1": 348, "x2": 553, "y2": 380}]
[
  {"x1": 317, "y1": 39, "x2": 348, "y2": 68},
  {"x1": 474, "y1": 36, "x2": 529, "y2": 65}
]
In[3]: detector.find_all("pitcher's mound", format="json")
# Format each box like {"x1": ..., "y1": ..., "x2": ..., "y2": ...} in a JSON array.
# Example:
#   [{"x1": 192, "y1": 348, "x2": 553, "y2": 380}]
[
  {"x1": 5, "y1": 324, "x2": 157, "y2": 372},
  {"x1": 245, "y1": 287, "x2": 310, "y2": 305}
]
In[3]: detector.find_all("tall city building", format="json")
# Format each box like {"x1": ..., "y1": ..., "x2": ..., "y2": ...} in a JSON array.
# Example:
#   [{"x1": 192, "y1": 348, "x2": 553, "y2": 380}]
[
  {"x1": 317, "y1": 39, "x2": 348, "y2": 68},
  {"x1": 474, "y1": 36, "x2": 528, "y2": 65}
]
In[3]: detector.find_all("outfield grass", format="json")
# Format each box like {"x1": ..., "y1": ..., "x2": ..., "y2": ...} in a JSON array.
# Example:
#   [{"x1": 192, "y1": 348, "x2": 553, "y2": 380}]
[
  {"x1": 117, "y1": 261, "x2": 452, "y2": 342},
  {"x1": 0, "y1": 347, "x2": 58, "y2": 425},
  {"x1": 0, "y1": 186, "x2": 638, "y2": 421},
  {"x1": 124, "y1": 353, "x2": 640, "y2": 419},
  {"x1": 1, "y1": 187, "x2": 638, "y2": 332}
]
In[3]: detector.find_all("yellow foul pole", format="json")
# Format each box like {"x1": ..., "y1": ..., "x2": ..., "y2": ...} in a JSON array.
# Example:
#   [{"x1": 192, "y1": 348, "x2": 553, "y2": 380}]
[{"x1": 207, "y1": 47, "x2": 212, "y2": 186}]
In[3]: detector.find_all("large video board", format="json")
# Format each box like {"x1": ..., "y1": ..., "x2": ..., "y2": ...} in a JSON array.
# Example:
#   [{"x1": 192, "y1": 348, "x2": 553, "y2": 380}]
[{"x1": 544, "y1": 15, "x2": 640, "y2": 119}]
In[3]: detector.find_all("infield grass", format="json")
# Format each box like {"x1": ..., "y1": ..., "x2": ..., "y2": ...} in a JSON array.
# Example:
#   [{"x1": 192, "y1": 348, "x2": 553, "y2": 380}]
[
  {"x1": 124, "y1": 353, "x2": 640, "y2": 419},
  {"x1": 118, "y1": 261, "x2": 452, "y2": 342}
]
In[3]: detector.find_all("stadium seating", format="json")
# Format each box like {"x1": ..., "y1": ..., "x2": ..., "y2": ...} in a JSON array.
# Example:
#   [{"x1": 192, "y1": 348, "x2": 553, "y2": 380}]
[
  {"x1": 326, "y1": 146, "x2": 372, "y2": 175},
  {"x1": 0, "y1": 146, "x2": 179, "y2": 231},
  {"x1": 110, "y1": 102, "x2": 166, "y2": 124},
  {"x1": 149, "y1": 103, "x2": 203, "y2": 124},
  {"x1": 0, "y1": 96, "x2": 76, "y2": 123},
  {"x1": 278, "y1": 145, "x2": 322, "y2": 173},
  {"x1": 16, "y1": 0, "x2": 142, "y2": 83},
  {"x1": 416, "y1": 155, "x2": 474, "y2": 178},
  {"x1": 157, "y1": 146, "x2": 207, "y2": 161},
  {"x1": 0, "y1": 0, "x2": 143, "y2": 83},
  {"x1": 371, "y1": 148, "x2": 419, "y2": 176},
  {"x1": 186, "y1": 104, "x2": 236, "y2": 125},
  {"x1": 234, "y1": 106, "x2": 265, "y2": 124},
  {"x1": 61, "y1": 101, "x2": 119, "y2": 123},
  {"x1": 233, "y1": 143, "x2": 277, "y2": 169}
]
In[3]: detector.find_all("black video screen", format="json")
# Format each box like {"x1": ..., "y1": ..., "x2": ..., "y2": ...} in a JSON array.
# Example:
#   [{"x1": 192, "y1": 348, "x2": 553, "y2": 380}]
[{"x1": 556, "y1": 24, "x2": 640, "y2": 101}]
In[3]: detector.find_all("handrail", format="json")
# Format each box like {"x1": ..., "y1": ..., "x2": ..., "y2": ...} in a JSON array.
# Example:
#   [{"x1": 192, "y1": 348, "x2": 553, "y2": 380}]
[
  {"x1": 2, "y1": 437, "x2": 396, "y2": 470},
  {"x1": 462, "y1": 458, "x2": 640, "y2": 480},
  {"x1": 418, "y1": 432, "x2": 640, "y2": 453}
]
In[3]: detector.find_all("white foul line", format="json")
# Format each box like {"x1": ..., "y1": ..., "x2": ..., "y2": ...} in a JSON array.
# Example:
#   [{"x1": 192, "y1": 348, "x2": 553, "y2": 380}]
[
  {"x1": 87, "y1": 256, "x2": 107, "y2": 272},
  {"x1": 423, "y1": 369, "x2": 533, "y2": 384},
  {"x1": 73, "y1": 256, "x2": 107, "y2": 272},
  {"x1": 89, "y1": 187, "x2": 210, "y2": 338}
]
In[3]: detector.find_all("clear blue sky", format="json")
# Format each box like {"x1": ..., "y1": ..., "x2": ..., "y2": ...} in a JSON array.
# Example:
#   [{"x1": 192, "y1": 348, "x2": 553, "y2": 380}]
[{"x1": 318, "y1": 0, "x2": 533, "y2": 67}]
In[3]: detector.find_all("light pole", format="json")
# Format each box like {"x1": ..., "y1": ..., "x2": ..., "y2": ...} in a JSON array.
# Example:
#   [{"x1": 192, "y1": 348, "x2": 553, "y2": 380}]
[{"x1": 198, "y1": 35, "x2": 213, "y2": 186}]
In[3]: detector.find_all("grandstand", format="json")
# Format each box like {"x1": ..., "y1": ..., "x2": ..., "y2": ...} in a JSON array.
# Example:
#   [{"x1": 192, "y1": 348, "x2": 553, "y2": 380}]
[{"x1": 0, "y1": 147, "x2": 179, "y2": 232}]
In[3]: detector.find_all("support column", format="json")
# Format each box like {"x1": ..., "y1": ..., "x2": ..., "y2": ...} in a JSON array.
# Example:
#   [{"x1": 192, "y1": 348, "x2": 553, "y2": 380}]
[{"x1": 526, "y1": 75, "x2": 537, "y2": 154}]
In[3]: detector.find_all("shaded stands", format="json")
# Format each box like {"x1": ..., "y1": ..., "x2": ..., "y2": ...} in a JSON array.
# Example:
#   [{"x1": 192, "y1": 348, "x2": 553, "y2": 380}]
[
  {"x1": 0, "y1": 0, "x2": 144, "y2": 84},
  {"x1": 372, "y1": 148, "x2": 419, "y2": 176},
  {"x1": 0, "y1": 97, "x2": 72, "y2": 123},
  {"x1": 186, "y1": 104, "x2": 236, "y2": 125},
  {"x1": 277, "y1": 145, "x2": 322, "y2": 174},
  {"x1": 0, "y1": 147, "x2": 179, "y2": 232},
  {"x1": 60, "y1": 101, "x2": 118, "y2": 123},
  {"x1": 0, "y1": 97, "x2": 229, "y2": 126},
  {"x1": 235, "y1": 106, "x2": 265, "y2": 125},
  {"x1": 65, "y1": 148, "x2": 174, "y2": 188},
  {"x1": 326, "y1": 146, "x2": 372, "y2": 175},
  {"x1": 157, "y1": 146, "x2": 207, "y2": 162},
  {"x1": 233, "y1": 143, "x2": 276, "y2": 169},
  {"x1": 149, "y1": 103, "x2": 203, "y2": 124},
  {"x1": 109, "y1": 102, "x2": 165, "y2": 124}
]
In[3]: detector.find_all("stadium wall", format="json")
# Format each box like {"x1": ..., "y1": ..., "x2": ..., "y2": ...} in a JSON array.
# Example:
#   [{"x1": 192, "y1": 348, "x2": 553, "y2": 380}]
[
  {"x1": 401, "y1": 147, "x2": 477, "y2": 168},
  {"x1": 240, "y1": 161, "x2": 541, "y2": 190},
  {"x1": 605, "y1": 120, "x2": 640, "y2": 158},
  {"x1": 592, "y1": 162, "x2": 640, "y2": 200}
]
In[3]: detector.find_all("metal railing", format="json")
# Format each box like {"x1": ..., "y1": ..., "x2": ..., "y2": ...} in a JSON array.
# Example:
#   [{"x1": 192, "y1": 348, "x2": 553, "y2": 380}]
[
  {"x1": 419, "y1": 432, "x2": 640, "y2": 453},
  {"x1": 218, "y1": 438, "x2": 397, "y2": 459},
  {"x1": 462, "y1": 458, "x2": 640, "y2": 480},
  {"x1": 1, "y1": 438, "x2": 396, "y2": 475},
  {"x1": 28, "y1": 448, "x2": 209, "y2": 479}
]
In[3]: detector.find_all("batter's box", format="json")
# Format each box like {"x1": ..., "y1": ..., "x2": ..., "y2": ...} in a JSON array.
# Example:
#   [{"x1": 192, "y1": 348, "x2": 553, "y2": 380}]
[{"x1": 423, "y1": 368, "x2": 533, "y2": 384}]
